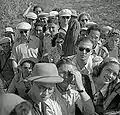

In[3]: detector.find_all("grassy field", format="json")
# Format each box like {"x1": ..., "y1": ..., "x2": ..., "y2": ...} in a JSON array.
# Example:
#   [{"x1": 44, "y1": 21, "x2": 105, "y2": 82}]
[{"x1": 0, "y1": 0, "x2": 120, "y2": 35}]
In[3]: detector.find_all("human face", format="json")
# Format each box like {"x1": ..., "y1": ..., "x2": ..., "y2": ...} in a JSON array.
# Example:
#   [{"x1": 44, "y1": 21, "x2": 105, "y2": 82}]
[
  {"x1": 19, "y1": 30, "x2": 30, "y2": 40},
  {"x1": 26, "y1": 18, "x2": 36, "y2": 26},
  {"x1": 1, "y1": 42, "x2": 10, "y2": 53},
  {"x1": 58, "y1": 64, "x2": 74, "y2": 91},
  {"x1": 33, "y1": 82, "x2": 55, "y2": 101},
  {"x1": 76, "y1": 40, "x2": 93, "y2": 63},
  {"x1": 99, "y1": 63, "x2": 119, "y2": 85},
  {"x1": 38, "y1": 17, "x2": 48, "y2": 27},
  {"x1": 80, "y1": 15, "x2": 89, "y2": 28},
  {"x1": 34, "y1": 7, "x2": 42, "y2": 16},
  {"x1": 21, "y1": 62, "x2": 33, "y2": 79},
  {"x1": 35, "y1": 26, "x2": 43, "y2": 36},
  {"x1": 59, "y1": 16, "x2": 71, "y2": 26},
  {"x1": 89, "y1": 30, "x2": 100, "y2": 46},
  {"x1": 48, "y1": 23, "x2": 59, "y2": 36}
]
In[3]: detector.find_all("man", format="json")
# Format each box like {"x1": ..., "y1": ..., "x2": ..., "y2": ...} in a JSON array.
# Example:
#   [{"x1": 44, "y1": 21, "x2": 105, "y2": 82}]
[
  {"x1": 58, "y1": 9, "x2": 71, "y2": 36},
  {"x1": 87, "y1": 24, "x2": 109, "y2": 59},
  {"x1": 8, "y1": 57, "x2": 36, "y2": 98},
  {"x1": 69, "y1": 36, "x2": 103, "y2": 98},
  {"x1": 0, "y1": 37, "x2": 14, "y2": 88},
  {"x1": 10, "y1": 22, "x2": 40, "y2": 75},
  {"x1": 25, "y1": 63, "x2": 63, "y2": 115}
]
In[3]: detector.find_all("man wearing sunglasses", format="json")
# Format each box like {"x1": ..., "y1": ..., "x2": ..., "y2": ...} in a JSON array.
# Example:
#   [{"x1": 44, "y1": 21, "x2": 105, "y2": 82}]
[
  {"x1": 58, "y1": 9, "x2": 71, "y2": 36},
  {"x1": 69, "y1": 36, "x2": 103, "y2": 99},
  {"x1": 10, "y1": 22, "x2": 40, "y2": 76}
]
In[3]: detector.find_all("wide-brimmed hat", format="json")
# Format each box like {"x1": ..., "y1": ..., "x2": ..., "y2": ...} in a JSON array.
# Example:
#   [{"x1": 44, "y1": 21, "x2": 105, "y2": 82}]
[
  {"x1": 71, "y1": 9, "x2": 78, "y2": 17},
  {"x1": 59, "y1": 9, "x2": 72, "y2": 17},
  {"x1": 26, "y1": 12, "x2": 37, "y2": 20},
  {"x1": 27, "y1": 63, "x2": 63, "y2": 83},
  {"x1": 0, "y1": 37, "x2": 11, "y2": 44},
  {"x1": 16, "y1": 22, "x2": 31, "y2": 30}
]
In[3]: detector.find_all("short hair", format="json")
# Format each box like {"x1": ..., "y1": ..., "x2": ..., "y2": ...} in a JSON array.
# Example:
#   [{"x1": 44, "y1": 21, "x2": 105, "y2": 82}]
[
  {"x1": 87, "y1": 24, "x2": 101, "y2": 35},
  {"x1": 92, "y1": 57, "x2": 120, "y2": 77},
  {"x1": 56, "y1": 57, "x2": 75, "y2": 69},
  {"x1": 107, "y1": 28, "x2": 120, "y2": 37},
  {"x1": 78, "y1": 12, "x2": 91, "y2": 22},
  {"x1": 75, "y1": 35, "x2": 94, "y2": 47},
  {"x1": 47, "y1": 18, "x2": 59, "y2": 25},
  {"x1": 9, "y1": 101, "x2": 32, "y2": 115},
  {"x1": 33, "y1": 5, "x2": 44, "y2": 12},
  {"x1": 20, "y1": 60, "x2": 35, "y2": 68}
]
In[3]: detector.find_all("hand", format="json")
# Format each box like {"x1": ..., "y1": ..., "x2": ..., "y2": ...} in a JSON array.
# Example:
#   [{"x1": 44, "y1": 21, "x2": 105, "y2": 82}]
[{"x1": 28, "y1": 2, "x2": 33, "y2": 7}]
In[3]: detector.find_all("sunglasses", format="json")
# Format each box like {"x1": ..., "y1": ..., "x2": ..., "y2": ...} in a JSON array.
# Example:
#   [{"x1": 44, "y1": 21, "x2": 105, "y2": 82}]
[
  {"x1": 62, "y1": 16, "x2": 70, "y2": 19},
  {"x1": 81, "y1": 19, "x2": 88, "y2": 22},
  {"x1": 79, "y1": 47, "x2": 91, "y2": 53},
  {"x1": 20, "y1": 30, "x2": 28, "y2": 34}
]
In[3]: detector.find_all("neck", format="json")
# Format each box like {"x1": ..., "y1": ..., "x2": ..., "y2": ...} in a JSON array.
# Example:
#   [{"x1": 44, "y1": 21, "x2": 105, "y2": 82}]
[
  {"x1": 76, "y1": 56, "x2": 87, "y2": 69},
  {"x1": 60, "y1": 24, "x2": 68, "y2": 30}
]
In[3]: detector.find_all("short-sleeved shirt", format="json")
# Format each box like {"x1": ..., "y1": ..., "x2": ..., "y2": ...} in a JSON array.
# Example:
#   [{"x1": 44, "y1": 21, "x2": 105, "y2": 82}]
[{"x1": 10, "y1": 35, "x2": 40, "y2": 63}]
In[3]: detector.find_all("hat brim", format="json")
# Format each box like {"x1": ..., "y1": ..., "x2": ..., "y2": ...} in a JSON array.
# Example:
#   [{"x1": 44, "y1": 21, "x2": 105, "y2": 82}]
[
  {"x1": 27, "y1": 76, "x2": 63, "y2": 83},
  {"x1": 60, "y1": 14, "x2": 71, "y2": 17}
]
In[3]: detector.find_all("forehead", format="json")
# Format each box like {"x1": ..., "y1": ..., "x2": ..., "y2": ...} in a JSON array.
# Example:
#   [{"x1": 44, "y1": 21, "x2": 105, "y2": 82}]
[
  {"x1": 90, "y1": 30, "x2": 100, "y2": 36},
  {"x1": 35, "y1": 7, "x2": 42, "y2": 11},
  {"x1": 58, "y1": 64, "x2": 73, "y2": 72},
  {"x1": 36, "y1": 26, "x2": 42, "y2": 30},
  {"x1": 103, "y1": 63, "x2": 119, "y2": 73},
  {"x1": 81, "y1": 15, "x2": 89, "y2": 20},
  {"x1": 22, "y1": 62, "x2": 33, "y2": 67},
  {"x1": 36, "y1": 82, "x2": 55, "y2": 88},
  {"x1": 77, "y1": 40, "x2": 93, "y2": 49}
]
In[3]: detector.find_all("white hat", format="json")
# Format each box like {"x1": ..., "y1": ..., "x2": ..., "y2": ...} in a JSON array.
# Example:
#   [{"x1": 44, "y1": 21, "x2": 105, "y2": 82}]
[
  {"x1": 0, "y1": 37, "x2": 11, "y2": 44},
  {"x1": 5, "y1": 27, "x2": 14, "y2": 33},
  {"x1": 48, "y1": 11, "x2": 58, "y2": 17},
  {"x1": 25, "y1": 12, "x2": 37, "y2": 20},
  {"x1": 38, "y1": 12, "x2": 48, "y2": 18},
  {"x1": 16, "y1": 22, "x2": 31, "y2": 30},
  {"x1": 59, "y1": 9, "x2": 72, "y2": 17}
]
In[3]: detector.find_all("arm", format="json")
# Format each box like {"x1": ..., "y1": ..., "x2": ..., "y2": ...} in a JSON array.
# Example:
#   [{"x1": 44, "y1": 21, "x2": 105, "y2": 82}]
[
  {"x1": 73, "y1": 70, "x2": 95, "y2": 115},
  {"x1": 23, "y1": 2, "x2": 32, "y2": 17}
]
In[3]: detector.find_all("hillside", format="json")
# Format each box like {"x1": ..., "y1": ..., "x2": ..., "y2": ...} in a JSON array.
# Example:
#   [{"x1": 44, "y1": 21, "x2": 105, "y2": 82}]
[{"x1": 0, "y1": 0, "x2": 120, "y2": 34}]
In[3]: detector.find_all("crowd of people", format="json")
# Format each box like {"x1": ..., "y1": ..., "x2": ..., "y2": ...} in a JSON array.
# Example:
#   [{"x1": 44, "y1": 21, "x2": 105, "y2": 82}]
[{"x1": 0, "y1": 3, "x2": 120, "y2": 115}]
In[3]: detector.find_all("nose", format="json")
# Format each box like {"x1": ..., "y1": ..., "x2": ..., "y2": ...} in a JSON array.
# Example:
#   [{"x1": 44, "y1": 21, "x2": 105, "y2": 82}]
[{"x1": 43, "y1": 89, "x2": 49, "y2": 95}]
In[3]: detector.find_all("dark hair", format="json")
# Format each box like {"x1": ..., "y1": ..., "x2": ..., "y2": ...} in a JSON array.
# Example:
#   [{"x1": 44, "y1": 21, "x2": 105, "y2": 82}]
[
  {"x1": 52, "y1": 32, "x2": 65, "y2": 47},
  {"x1": 107, "y1": 28, "x2": 120, "y2": 37},
  {"x1": 87, "y1": 24, "x2": 101, "y2": 35},
  {"x1": 56, "y1": 57, "x2": 75, "y2": 69},
  {"x1": 47, "y1": 18, "x2": 59, "y2": 25},
  {"x1": 75, "y1": 35, "x2": 94, "y2": 47},
  {"x1": 52, "y1": 8, "x2": 62, "y2": 12},
  {"x1": 9, "y1": 101, "x2": 33, "y2": 115},
  {"x1": 92, "y1": 61, "x2": 119, "y2": 78},
  {"x1": 78, "y1": 12, "x2": 91, "y2": 22},
  {"x1": 20, "y1": 60, "x2": 35, "y2": 68},
  {"x1": 33, "y1": 5, "x2": 44, "y2": 12}
]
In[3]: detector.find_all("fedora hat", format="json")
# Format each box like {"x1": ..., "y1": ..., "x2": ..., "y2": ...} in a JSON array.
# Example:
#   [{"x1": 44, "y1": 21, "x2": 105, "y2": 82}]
[{"x1": 27, "y1": 63, "x2": 63, "y2": 83}]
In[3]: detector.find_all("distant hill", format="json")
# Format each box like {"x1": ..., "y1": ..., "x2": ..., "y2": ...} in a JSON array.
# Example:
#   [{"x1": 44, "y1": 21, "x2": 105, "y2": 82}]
[{"x1": 0, "y1": 0, "x2": 120, "y2": 35}]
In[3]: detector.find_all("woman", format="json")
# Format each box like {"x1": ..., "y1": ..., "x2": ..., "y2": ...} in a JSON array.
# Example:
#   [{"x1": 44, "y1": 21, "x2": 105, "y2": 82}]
[
  {"x1": 90, "y1": 57, "x2": 120, "y2": 115},
  {"x1": 78, "y1": 12, "x2": 91, "y2": 28}
]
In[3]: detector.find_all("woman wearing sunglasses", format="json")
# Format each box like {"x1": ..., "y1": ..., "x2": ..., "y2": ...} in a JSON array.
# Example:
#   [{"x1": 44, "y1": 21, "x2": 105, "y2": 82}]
[{"x1": 78, "y1": 12, "x2": 91, "y2": 28}]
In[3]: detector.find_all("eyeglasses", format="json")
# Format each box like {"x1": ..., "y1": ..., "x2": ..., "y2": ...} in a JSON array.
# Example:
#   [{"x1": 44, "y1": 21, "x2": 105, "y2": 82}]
[
  {"x1": 62, "y1": 16, "x2": 70, "y2": 19},
  {"x1": 20, "y1": 30, "x2": 28, "y2": 34},
  {"x1": 79, "y1": 47, "x2": 91, "y2": 53},
  {"x1": 35, "y1": 83, "x2": 54, "y2": 93},
  {"x1": 81, "y1": 19, "x2": 88, "y2": 22}
]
